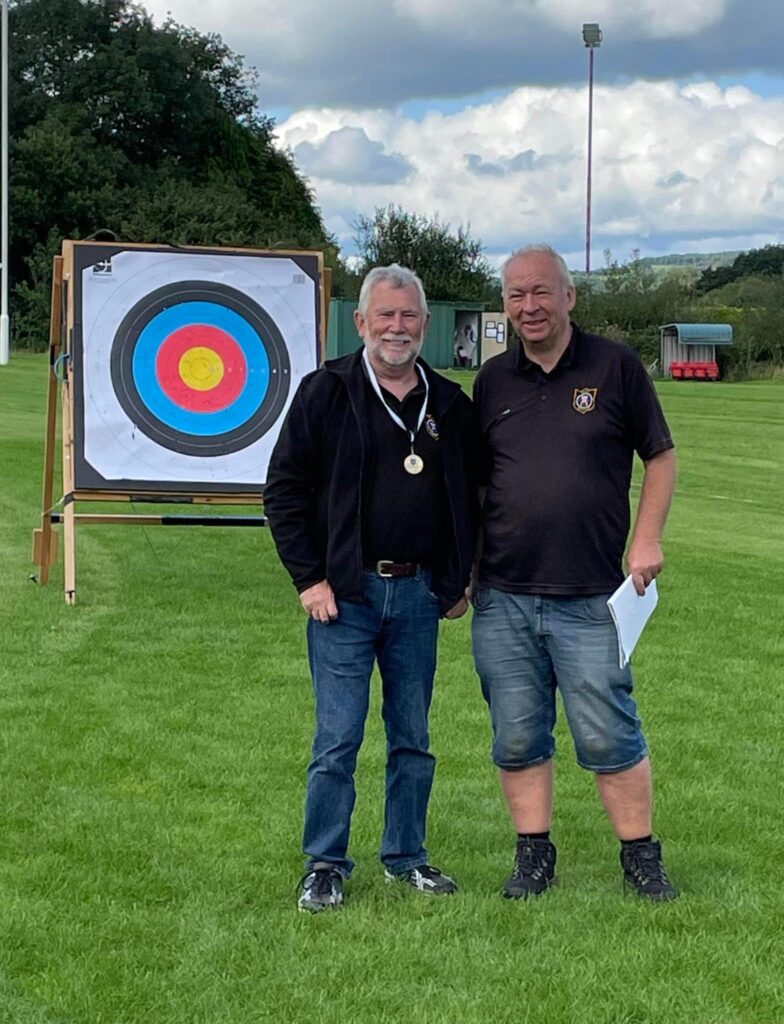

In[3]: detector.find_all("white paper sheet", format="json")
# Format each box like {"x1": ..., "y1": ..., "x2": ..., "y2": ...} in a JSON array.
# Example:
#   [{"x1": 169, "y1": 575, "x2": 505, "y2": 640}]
[{"x1": 606, "y1": 576, "x2": 659, "y2": 669}]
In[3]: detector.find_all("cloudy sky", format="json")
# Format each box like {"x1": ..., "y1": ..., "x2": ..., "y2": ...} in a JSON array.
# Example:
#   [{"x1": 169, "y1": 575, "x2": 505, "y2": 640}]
[{"x1": 144, "y1": 0, "x2": 784, "y2": 270}]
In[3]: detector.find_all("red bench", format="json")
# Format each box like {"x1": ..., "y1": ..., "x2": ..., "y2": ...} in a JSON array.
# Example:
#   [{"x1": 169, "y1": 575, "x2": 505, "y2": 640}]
[{"x1": 670, "y1": 361, "x2": 719, "y2": 381}]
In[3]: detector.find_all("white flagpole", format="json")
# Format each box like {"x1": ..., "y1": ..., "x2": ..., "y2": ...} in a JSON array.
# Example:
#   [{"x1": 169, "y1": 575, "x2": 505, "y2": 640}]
[{"x1": 0, "y1": 0, "x2": 10, "y2": 365}]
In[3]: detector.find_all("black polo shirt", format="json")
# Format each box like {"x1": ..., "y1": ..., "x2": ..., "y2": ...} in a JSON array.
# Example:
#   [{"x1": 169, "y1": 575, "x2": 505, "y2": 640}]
[
  {"x1": 362, "y1": 370, "x2": 449, "y2": 568},
  {"x1": 473, "y1": 324, "x2": 674, "y2": 595}
]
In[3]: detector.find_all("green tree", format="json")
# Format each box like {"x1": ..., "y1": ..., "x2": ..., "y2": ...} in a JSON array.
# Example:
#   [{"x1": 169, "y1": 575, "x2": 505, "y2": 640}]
[
  {"x1": 8, "y1": 0, "x2": 331, "y2": 348},
  {"x1": 574, "y1": 249, "x2": 695, "y2": 365},
  {"x1": 600, "y1": 248, "x2": 655, "y2": 296},
  {"x1": 695, "y1": 275, "x2": 784, "y2": 374},
  {"x1": 695, "y1": 244, "x2": 784, "y2": 294},
  {"x1": 353, "y1": 205, "x2": 496, "y2": 304}
]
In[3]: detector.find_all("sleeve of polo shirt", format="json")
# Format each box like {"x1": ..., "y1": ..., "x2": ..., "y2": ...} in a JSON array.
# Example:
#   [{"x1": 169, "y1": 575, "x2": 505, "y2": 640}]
[{"x1": 622, "y1": 351, "x2": 675, "y2": 462}]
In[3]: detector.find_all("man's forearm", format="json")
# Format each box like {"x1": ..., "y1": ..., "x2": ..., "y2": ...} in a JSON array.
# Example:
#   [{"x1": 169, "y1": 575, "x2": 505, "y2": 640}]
[
  {"x1": 626, "y1": 448, "x2": 676, "y2": 592},
  {"x1": 632, "y1": 448, "x2": 677, "y2": 544}
]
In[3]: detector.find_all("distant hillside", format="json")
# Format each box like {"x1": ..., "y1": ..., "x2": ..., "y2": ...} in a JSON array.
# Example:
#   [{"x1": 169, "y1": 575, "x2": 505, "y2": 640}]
[
  {"x1": 572, "y1": 250, "x2": 744, "y2": 289},
  {"x1": 637, "y1": 252, "x2": 742, "y2": 270}
]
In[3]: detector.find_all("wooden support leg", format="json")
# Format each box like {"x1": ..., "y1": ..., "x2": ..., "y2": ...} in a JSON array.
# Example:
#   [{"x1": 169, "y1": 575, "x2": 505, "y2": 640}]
[
  {"x1": 63, "y1": 502, "x2": 76, "y2": 605},
  {"x1": 36, "y1": 255, "x2": 64, "y2": 585},
  {"x1": 32, "y1": 527, "x2": 59, "y2": 578}
]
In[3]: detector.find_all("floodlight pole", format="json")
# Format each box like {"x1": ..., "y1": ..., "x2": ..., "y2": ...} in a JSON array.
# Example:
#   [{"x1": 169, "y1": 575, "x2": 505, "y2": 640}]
[
  {"x1": 1, "y1": 0, "x2": 9, "y2": 364},
  {"x1": 585, "y1": 46, "x2": 595, "y2": 275},
  {"x1": 582, "y1": 23, "x2": 602, "y2": 276}
]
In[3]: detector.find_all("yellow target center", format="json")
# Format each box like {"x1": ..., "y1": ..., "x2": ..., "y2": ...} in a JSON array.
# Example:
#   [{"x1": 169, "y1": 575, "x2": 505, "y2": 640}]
[{"x1": 179, "y1": 347, "x2": 225, "y2": 391}]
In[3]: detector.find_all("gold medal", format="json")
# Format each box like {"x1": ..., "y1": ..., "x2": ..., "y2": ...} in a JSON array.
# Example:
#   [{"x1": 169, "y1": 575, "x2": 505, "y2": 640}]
[{"x1": 404, "y1": 453, "x2": 424, "y2": 475}]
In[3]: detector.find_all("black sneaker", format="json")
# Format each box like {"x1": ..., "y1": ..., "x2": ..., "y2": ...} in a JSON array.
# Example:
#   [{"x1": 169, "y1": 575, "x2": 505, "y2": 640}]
[
  {"x1": 384, "y1": 864, "x2": 458, "y2": 895},
  {"x1": 297, "y1": 863, "x2": 343, "y2": 913},
  {"x1": 621, "y1": 839, "x2": 678, "y2": 902},
  {"x1": 502, "y1": 837, "x2": 557, "y2": 899}
]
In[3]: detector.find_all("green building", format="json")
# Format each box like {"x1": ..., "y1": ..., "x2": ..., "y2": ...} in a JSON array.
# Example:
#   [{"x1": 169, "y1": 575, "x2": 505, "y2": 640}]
[{"x1": 326, "y1": 298, "x2": 486, "y2": 369}]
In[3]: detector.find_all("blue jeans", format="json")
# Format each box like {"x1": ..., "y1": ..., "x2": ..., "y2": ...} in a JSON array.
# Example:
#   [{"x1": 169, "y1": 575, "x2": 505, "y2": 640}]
[
  {"x1": 304, "y1": 570, "x2": 440, "y2": 877},
  {"x1": 472, "y1": 588, "x2": 647, "y2": 773}
]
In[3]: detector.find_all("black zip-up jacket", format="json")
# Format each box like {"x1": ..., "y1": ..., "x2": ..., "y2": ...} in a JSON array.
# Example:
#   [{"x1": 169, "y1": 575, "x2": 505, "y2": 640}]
[{"x1": 264, "y1": 349, "x2": 479, "y2": 617}]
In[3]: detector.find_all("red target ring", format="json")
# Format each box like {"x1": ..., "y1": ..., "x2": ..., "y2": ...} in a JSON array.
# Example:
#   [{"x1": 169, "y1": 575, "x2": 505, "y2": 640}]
[{"x1": 156, "y1": 325, "x2": 247, "y2": 413}]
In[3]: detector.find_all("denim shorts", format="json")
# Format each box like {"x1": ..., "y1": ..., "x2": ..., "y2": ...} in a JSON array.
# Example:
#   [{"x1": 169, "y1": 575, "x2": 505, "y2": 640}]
[{"x1": 471, "y1": 587, "x2": 648, "y2": 774}]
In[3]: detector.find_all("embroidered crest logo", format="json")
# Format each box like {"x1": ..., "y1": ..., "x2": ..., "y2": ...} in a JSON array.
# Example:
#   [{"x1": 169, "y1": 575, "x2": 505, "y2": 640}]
[
  {"x1": 573, "y1": 388, "x2": 597, "y2": 414},
  {"x1": 425, "y1": 414, "x2": 440, "y2": 440}
]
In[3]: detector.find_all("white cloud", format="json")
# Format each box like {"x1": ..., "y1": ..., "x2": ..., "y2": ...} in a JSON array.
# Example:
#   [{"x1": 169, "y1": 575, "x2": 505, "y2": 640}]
[
  {"x1": 137, "y1": 0, "x2": 784, "y2": 259},
  {"x1": 395, "y1": 0, "x2": 729, "y2": 38},
  {"x1": 293, "y1": 127, "x2": 413, "y2": 185},
  {"x1": 277, "y1": 81, "x2": 784, "y2": 262},
  {"x1": 541, "y1": 0, "x2": 730, "y2": 38},
  {"x1": 142, "y1": 0, "x2": 783, "y2": 107}
]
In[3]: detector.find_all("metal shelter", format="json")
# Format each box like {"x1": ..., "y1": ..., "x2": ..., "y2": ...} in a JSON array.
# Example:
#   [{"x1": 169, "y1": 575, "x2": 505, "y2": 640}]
[{"x1": 660, "y1": 323, "x2": 733, "y2": 379}]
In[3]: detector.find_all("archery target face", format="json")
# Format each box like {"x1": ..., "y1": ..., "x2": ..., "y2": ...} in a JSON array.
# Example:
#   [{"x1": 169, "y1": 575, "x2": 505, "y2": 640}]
[
  {"x1": 111, "y1": 281, "x2": 289, "y2": 457},
  {"x1": 79, "y1": 250, "x2": 319, "y2": 488}
]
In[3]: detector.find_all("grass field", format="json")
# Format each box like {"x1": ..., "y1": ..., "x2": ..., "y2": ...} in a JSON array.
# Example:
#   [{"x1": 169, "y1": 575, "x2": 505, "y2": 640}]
[{"x1": 1, "y1": 354, "x2": 783, "y2": 1024}]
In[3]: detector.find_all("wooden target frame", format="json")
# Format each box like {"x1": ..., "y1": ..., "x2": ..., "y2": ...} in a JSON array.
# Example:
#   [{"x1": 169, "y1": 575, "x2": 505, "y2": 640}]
[{"x1": 33, "y1": 240, "x2": 330, "y2": 604}]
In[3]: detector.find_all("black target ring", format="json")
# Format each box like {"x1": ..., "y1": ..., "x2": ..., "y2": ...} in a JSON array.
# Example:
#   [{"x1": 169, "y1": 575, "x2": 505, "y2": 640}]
[{"x1": 110, "y1": 281, "x2": 291, "y2": 457}]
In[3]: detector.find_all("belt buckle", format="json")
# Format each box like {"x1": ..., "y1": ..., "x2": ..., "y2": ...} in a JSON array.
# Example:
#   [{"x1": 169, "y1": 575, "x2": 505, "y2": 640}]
[{"x1": 376, "y1": 560, "x2": 394, "y2": 577}]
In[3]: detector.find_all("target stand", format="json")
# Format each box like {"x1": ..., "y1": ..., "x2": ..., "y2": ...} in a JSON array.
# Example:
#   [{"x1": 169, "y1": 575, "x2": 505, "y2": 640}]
[{"x1": 33, "y1": 240, "x2": 328, "y2": 604}]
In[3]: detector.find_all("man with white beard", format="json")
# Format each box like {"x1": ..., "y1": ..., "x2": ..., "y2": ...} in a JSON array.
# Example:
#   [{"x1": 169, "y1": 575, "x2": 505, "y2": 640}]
[{"x1": 265, "y1": 264, "x2": 478, "y2": 912}]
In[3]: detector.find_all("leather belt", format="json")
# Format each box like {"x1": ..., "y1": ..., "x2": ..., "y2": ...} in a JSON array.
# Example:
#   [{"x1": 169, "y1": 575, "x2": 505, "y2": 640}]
[{"x1": 368, "y1": 560, "x2": 420, "y2": 578}]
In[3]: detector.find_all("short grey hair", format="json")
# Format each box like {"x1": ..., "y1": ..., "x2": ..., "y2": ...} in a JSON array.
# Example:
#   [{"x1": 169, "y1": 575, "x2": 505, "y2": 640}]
[
  {"x1": 501, "y1": 244, "x2": 574, "y2": 295},
  {"x1": 357, "y1": 264, "x2": 429, "y2": 316}
]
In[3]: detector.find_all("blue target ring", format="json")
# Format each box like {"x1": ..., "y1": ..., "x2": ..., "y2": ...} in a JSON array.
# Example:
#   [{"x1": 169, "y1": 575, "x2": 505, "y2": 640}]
[
  {"x1": 132, "y1": 302, "x2": 270, "y2": 435},
  {"x1": 110, "y1": 281, "x2": 291, "y2": 457}
]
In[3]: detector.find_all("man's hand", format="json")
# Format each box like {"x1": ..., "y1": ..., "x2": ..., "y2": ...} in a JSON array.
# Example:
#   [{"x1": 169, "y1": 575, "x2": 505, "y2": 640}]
[
  {"x1": 299, "y1": 580, "x2": 338, "y2": 623},
  {"x1": 626, "y1": 539, "x2": 664, "y2": 596},
  {"x1": 444, "y1": 596, "x2": 469, "y2": 620}
]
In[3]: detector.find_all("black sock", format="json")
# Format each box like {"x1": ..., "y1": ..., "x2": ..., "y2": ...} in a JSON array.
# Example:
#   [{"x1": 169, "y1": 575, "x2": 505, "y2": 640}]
[
  {"x1": 621, "y1": 834, "x2": 652, "y2": 847},
  {"x1": 518, "y1": 831, "x2": 550, "y2": 841}
]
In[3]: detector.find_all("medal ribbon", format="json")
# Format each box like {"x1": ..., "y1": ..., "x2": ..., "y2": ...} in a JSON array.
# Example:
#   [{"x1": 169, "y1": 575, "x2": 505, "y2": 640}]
[{"x1": 362, "y1": 348, "x2": 429, "y2": 455}]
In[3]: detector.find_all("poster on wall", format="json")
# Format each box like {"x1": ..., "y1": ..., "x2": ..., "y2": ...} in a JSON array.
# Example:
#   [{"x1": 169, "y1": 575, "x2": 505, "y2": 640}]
[{"x1": 71, "y1": 244, "x2": 322, "y2": 493}]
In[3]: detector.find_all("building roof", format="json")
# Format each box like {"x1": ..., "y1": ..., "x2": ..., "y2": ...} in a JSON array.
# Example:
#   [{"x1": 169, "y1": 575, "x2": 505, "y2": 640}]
[{"x1": 660, "y1": 323, "x2": 733, "y2": 346}]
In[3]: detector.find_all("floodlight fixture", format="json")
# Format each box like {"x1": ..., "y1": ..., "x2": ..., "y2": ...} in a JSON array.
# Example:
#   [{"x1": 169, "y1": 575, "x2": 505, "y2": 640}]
[{"x1": 582, "y1": 23, "x2": 602, "y2": 47}]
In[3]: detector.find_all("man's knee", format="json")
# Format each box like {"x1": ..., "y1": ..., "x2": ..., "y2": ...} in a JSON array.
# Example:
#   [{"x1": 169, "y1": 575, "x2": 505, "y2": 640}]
[
  {"x1": 492, "y1": 727, "x2": 554, "y2": 770},
  {"x1": 572, "y1": 724, "x2": 647, "y2": 773}
]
